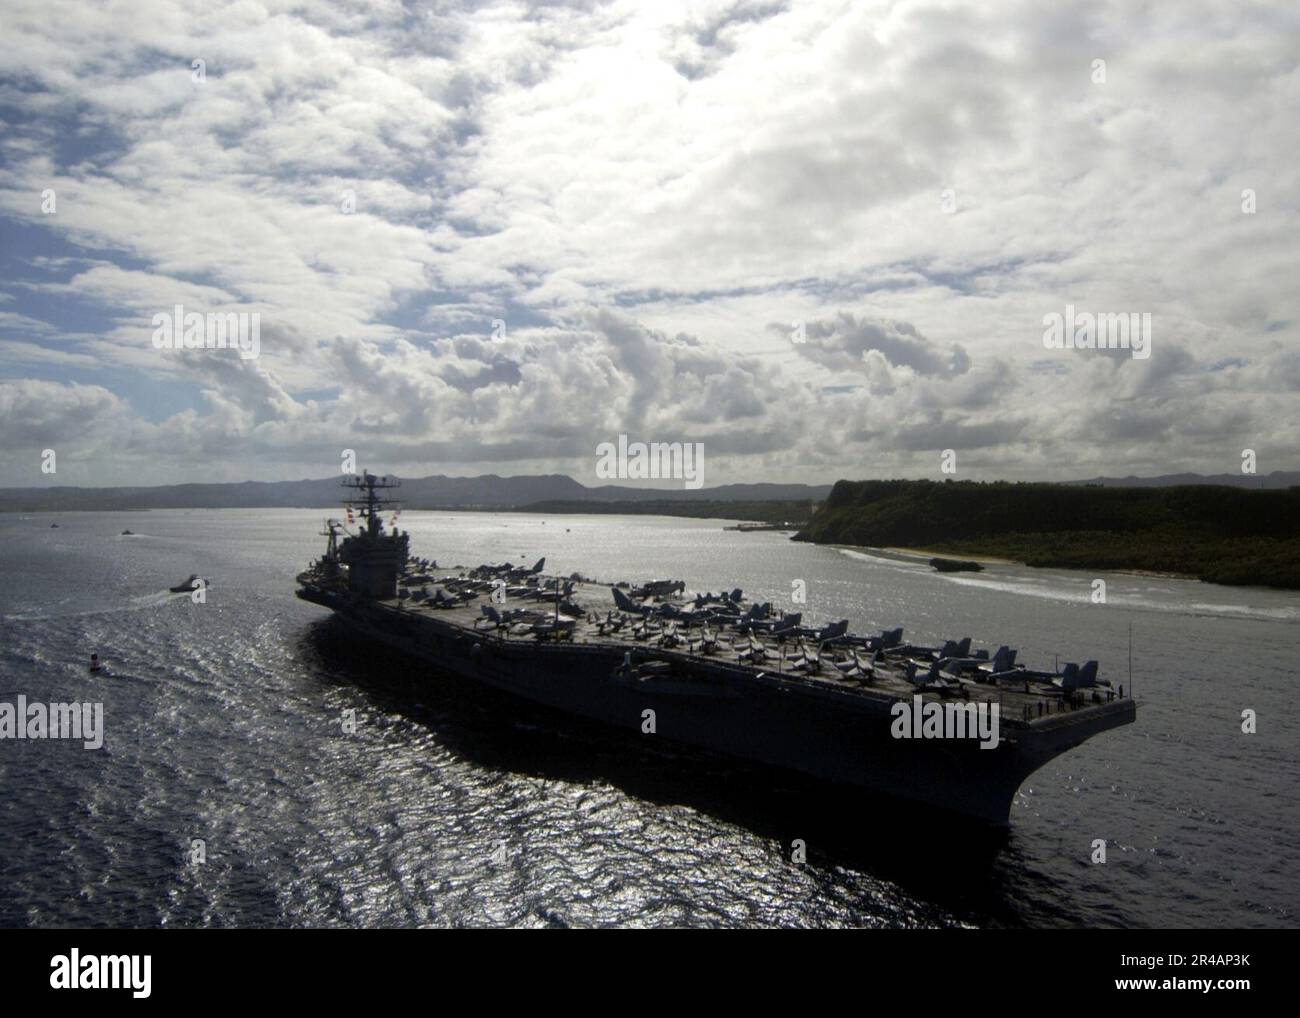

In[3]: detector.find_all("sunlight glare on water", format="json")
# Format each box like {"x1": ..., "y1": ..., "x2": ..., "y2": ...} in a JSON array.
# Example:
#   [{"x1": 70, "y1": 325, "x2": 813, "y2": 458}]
[{"x1": 1, "y1": 510, "x2": 1296, "y2": 928}]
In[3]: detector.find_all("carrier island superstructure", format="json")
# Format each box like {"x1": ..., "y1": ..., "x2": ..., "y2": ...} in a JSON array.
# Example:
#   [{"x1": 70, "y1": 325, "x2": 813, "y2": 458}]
[{"x1": 296, "y1": 473, "x2": 1137, "y2": 825}]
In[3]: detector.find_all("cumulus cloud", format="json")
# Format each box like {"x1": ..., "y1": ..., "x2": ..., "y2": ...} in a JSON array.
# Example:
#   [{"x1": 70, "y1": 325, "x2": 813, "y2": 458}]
[
  {"x1": 0, "y1": 0, "x2": 1296, "y2": 485},
  {"x1": 781, "y1": 312, "x2": 971, "y2": 379},
  {"x1": 0, "y1": 378, "x2": 124, "y2": 440}
]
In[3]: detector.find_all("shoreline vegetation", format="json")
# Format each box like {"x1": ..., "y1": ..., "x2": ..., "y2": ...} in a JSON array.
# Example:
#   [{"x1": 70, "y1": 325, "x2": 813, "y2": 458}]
[
  {"x1": 793, "y1": 479, "x2": 1300, "y2": 591},
  {"x1": 867, "y1": 546, "x2": 1194, "y2": 580}
]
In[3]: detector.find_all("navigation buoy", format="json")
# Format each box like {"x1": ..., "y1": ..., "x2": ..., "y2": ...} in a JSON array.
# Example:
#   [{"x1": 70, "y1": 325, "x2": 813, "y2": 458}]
[{"x1": 89, "y1": 653, "x2": 102, "y2": 673}]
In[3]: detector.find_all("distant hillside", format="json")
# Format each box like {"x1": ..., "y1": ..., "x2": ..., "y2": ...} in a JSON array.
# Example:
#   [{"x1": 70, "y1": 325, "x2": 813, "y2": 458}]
[
  {"x1": 794, "y1": 479, "x2": 1300, "y2": 589},
  {"x1": 0, "y1": 473, "x2": 831, "y2": 512},
  {"x1": 517, "y1": 499, "x2": 814, "y2": 524},
  {"x1": 1071, "y1": 470, "x2": 1300, "y2": 489},
  {"x1": 591, "y1": 482, "x2": 826, "y2": 503}
]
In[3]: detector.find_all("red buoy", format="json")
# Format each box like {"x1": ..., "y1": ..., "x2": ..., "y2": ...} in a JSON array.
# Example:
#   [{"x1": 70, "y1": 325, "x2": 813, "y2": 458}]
[{"x1": 89, "y1": 653, "x2": 102, "y2": 673}]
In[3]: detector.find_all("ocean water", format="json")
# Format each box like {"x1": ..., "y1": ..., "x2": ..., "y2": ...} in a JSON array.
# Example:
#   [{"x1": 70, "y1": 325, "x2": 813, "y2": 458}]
[{"x1": 0, "y1": 509, "x2": 1296, "y2": 928}]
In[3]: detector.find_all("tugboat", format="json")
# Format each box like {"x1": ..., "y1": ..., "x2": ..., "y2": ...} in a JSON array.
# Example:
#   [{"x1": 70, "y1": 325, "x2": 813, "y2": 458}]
[{"x1": 295, "y1": 473, "x2": 1136, "y2": 826}]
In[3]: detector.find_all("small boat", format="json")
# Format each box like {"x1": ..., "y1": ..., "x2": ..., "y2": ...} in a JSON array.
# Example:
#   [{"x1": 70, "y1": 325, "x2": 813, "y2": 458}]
[
  {"x1": 169, "y1": 574, "x2": 202, "y2": 593},
  {"x1": 89, "y1": 654, "x2": 102, "y2": 673},
  {"x1": 50, "y1": 523, "x2": 59, "y2": 528},
  {"x1": 121, "y1": 529, "x2": 135, "y2": 536},
  {"x1": 930, "y1": 556, "x2": 977, "y2": 572}
]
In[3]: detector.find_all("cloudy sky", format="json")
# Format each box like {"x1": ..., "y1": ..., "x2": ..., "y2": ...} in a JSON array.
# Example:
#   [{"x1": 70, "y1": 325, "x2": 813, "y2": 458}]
[{"x1": 1, "y1": 0, "x2": 1297, "y2": 488}]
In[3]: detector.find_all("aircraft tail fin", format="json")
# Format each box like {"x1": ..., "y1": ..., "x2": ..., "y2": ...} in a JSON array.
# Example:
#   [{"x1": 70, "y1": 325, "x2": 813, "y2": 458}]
[{"x1": 820, "y1": 619, "x2": 848, "y2": 641}]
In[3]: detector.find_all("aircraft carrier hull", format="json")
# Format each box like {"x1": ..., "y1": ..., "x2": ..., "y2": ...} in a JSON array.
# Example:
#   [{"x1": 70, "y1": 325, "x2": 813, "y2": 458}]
[{"x1": 297, "y1": 585, "x2": 1136, "y2": 826}]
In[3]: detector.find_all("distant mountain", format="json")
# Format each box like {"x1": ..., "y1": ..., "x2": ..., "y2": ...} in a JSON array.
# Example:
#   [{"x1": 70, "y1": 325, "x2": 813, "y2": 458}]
[
  {"x1": 591, "y1": 482, "x2": 829, "y2": 503},
  {"x1": 6, "y1": 467, "x2": 1290, "y2": 512},
  {"x1": 517, "y1": 498, "x2": 815, "y2": 524},
  {"x1": 0, "y1": 474, "x2": 833, "y2": 512},
  {"x1": 1070, "y1": 471, "x2": 1300, "y2": 489}
]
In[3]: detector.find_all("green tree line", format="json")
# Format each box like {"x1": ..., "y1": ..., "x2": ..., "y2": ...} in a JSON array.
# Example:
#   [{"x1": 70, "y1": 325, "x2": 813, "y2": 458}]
[{"x1": 793, "y1": 480, "x2": 1300, "y2": 589}]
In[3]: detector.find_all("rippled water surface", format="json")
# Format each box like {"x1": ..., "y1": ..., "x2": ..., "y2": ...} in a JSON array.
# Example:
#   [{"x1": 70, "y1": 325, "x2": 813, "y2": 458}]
[{"x1": 1, "y1": 509, "x2": 1297, "y2": 928}]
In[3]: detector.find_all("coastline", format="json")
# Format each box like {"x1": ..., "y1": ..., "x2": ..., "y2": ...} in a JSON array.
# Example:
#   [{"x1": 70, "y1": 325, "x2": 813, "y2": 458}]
[
  {"x1": 879, "y1": 546, "x2": 1018, "y2": 566},
  {"x1": 857, "y1": 545, "x2": 1198, "y2": 582}
]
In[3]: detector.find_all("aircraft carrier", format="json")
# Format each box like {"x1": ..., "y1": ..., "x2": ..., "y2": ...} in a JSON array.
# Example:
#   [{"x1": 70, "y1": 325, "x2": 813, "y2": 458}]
[{"x1": 296, "y1": 473, "x2": 1137, "y2": 825}]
